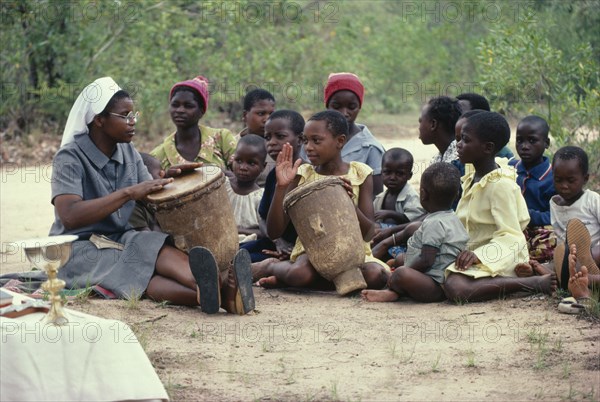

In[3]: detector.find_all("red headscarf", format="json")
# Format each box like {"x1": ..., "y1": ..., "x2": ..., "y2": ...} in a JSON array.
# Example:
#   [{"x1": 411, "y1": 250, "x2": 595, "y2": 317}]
[
  {"x1": 169, "y1": 75, "x2": 210, "y2": 113},
  {"x1": 324, "y1": 72, "x2": 364, "y2": 107}
]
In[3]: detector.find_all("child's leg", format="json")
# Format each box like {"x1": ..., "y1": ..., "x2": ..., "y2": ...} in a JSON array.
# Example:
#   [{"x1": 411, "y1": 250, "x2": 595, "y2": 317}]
[
  {"x1": 592, "y1": 246, "x2": 600, "y2": 269},
  {"x1": 444, "y1": 269, "x2": 557, "y2": 303},
  {"x1": 371, "y1": 237, "x2": 393, "y2": 260},
  {"x1": 567, "y1": 244, "x2": 600, "y2": 289},
  {"x1": 567, "y1": 245, "x2": 590, "y2": 300},
  {"x1": 252, "y1": 254, "x2": 321, "y2": 288},
  {"x1": 388, "y1": 266, "x2": 446, "y2": 302},
  {"x1": 515, "y1": 260, "x2": 554, "y2": 277},
  {"x1": 565, "y1": 219, "x2": 599, "y2": 274},
  {"x1": 515, "y1": 262, "x2": 534, "y2": 277},
  {"x1": 392, "y1": 253, "x2": 405, "y2": 268},
  {"x1": 556, "y1": 241, "x2": 600, "y2": 289},
  {"x1": 360, "y1": 262, "x2": 389, "y2": 289},
  {"x1": 361, "y1": 288, "x2": 399, "y2": 302},
  {"x1": 361, "y1": 266, "x2": 444, "y2": 303}
]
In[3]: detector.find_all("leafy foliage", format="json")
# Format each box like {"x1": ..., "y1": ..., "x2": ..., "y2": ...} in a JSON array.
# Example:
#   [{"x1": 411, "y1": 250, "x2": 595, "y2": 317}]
[
  {"x1": 1, "y1": 0, "x2": 598, "y2": 156},
  {"x1": 477, "y1": 21, "x2": 599, "y2": 146},
  {"x1": 475, "y1": 5, "x2": 599, "y2": 189}
]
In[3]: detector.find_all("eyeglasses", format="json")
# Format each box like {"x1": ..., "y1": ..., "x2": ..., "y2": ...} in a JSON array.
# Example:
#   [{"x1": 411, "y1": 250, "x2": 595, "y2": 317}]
[{"x1": 108, "y1": 111, "x2": 139, "y2": 124}]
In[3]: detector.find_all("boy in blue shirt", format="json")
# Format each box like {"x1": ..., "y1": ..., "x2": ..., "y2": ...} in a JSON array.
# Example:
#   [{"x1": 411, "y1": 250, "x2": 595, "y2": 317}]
[{"x1": 510, "y1": 116, "x2": 556, "y2": 270}]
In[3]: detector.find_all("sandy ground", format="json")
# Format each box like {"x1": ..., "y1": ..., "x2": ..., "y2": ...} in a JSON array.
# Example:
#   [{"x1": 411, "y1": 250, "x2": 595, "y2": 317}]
[{"x1": 1, "y1": 123, "x2": 599, "y2": 401}]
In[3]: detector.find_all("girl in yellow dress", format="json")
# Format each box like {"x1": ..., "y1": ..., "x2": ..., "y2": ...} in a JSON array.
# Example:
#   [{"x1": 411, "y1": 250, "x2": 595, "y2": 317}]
[
  {"x1": 251, "y1": 110, "x2": 389, "y2": 290},
  {"x1": 444, "y1": 111, "x2": 557, "y2": 302}
]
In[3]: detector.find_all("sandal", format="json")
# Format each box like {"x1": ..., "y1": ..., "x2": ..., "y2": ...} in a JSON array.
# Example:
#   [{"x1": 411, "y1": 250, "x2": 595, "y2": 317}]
[
  {"x1": 566, "y1": 219, "x2": 600, "y2": 275},
  {"x1": 222, "y1": 249, "x2": 255, "y2": 315},
  {"x1": 553, "y1": 242, "x2": 568, "y2": 290},
  {"x1": 557, "y1": 297, "x2": 585, "y2": 314},
  {"x1": 189, "y1": 246, "x2": 220, "y2": 314}
]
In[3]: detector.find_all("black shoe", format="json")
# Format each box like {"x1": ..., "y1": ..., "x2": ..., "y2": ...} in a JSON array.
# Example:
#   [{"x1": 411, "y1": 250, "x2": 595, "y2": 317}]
[
  {"x1": 189, "y1": 246, "x2": 220, "y2": 314},
  {"x1": 222, "y1": 249, "x2": 255, "y2": 315}
]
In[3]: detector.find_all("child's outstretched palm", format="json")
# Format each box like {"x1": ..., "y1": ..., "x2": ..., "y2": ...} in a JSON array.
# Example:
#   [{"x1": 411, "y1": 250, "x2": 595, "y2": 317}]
[{"x1": 276, "y1": 143, "x2": 302, "y2": 187}]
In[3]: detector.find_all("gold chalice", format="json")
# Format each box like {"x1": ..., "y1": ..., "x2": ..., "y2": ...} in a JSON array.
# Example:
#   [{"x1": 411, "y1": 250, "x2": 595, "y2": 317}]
[{"x1": 21, "y1": 235, "x2": 78, "y2": 325}]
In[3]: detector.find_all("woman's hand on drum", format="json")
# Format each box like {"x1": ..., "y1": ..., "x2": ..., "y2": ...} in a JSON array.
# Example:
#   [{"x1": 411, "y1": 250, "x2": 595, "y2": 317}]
[
  {"x1": 162, "y1": 162, "x2": 202, "y2": 178},
  {"x1": 276, "y1": 143, "x2": 302, "y2": 188},
  {"x1": 128, "y1": 178, "x2": 174, "y2": 201}
]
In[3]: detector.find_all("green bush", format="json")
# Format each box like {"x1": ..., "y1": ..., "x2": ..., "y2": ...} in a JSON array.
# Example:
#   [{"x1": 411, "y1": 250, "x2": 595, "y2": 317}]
[
  {"x1": 477, "y1": 14, "x2": 599, "y2": 191},
  {"x1": 1, "y1": 0, "x2": 598, "y2": 169}
]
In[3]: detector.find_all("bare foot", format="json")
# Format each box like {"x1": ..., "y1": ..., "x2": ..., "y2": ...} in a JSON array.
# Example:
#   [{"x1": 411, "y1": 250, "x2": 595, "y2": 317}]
[
  {"x1": 515, "y1": 263, "x2": 533, "y2": 277},
  {"x1": 569, "y1": 266, "x2": 590, "y2": 299},
  {"x1": 251, "y1": 258, "x2": 278, "y2": 282},
  {"x1": 360, "y1": 289, "x2": 400, "y2": 303},
  {"x1": 530, "y1": 273, "x2": 558, "y2": 295},
  {"x1": 530, "y1": 260, "x2": 553, "y2": 275},
  {"x1": 568, "y1": 244, "x2": 591, "y2": 299},
  {"x1": 257, "y1": 276, "x2": 281, "y2": 288}
]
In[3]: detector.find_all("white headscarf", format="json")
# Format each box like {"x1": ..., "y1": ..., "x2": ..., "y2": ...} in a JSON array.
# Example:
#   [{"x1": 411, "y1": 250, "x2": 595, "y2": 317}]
[{"x1": 61, "y1": 77, "x2": 122, "y2": 147}]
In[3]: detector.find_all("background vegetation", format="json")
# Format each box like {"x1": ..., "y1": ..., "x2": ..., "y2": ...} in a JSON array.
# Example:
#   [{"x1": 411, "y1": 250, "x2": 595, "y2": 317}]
[{"x1": 1, "y1": 0, "x2": 598, "y2": 182}]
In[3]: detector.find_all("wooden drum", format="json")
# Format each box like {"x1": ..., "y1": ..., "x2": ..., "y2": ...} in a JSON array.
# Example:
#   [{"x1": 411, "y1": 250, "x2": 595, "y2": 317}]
[
  {"x1": 147, "y1": 167, "x2": 238, "y2": 273},
  {"x1": 283, "y1": 177, "x2": 367, "y2": 295}
]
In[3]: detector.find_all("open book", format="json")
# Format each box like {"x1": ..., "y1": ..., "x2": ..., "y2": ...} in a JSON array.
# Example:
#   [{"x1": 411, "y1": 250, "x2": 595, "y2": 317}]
[{"x1": 90, "y1": 234, "x2": 125, "y2": 251}]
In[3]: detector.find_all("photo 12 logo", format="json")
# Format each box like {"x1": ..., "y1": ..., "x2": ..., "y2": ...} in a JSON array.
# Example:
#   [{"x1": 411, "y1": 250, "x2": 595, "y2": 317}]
[
  {"x1": 2, "y1": 321, "x2": 140, "y2": 344},
  {"x1": 1, "y1": 1, "x2": 140, "y2": 24},
  {"x1": 398, "y1": 1, "x2": 536, "y2": 23},
  {"x1": 398, "y1": 320, "x2": 536, "y2": 344},
  {"x1": 400, "y1": 81, "x2": 542, "y2": 104},
  {"x1": 194, "y1": 321, "x2": 341, "y2": 344},
  {"x1": 198, "y1": 1, "x2": 340, "y2": 23},
  {"x1": 210, "y1": 81, "x2": 325, "y2": 104},
  {"x1": 1, "y1": 80, "x2": 141, "y2": 107}
]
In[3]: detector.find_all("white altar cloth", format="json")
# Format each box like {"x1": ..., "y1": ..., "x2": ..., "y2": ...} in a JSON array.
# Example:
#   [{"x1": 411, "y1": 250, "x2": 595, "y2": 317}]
[{"x1": 0, "y1": 291, "x2": 168, "y2": 401}]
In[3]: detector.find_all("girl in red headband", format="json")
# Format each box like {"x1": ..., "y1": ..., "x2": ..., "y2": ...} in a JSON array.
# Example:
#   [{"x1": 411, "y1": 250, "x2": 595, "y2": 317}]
[
  {"x1": 151, "y1": 76, "x2": 237, "y2": 172},
  {"x1": 323, "y1": 72, "x2": 385, "y2": 196}
]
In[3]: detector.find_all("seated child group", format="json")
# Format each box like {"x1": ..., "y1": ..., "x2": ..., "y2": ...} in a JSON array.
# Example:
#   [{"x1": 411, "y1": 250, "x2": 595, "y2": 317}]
[{"x1": 56, "y1": 72, "x2": 600, "y2": 311}]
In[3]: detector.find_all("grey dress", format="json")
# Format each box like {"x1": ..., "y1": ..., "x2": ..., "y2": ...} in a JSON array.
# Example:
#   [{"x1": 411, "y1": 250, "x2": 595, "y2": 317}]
[
  {"x1": 404, "y1": 210, "x2": 469, "y2": 284},
  {"x1": 50, "y1": 134, "x2": 168, "y2": 298}
]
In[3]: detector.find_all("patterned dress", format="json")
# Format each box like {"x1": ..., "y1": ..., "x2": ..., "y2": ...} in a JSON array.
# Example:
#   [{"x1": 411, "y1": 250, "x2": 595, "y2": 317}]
[{"x1": 150, "y1": 124, "x2": 237, "y2": 170}]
